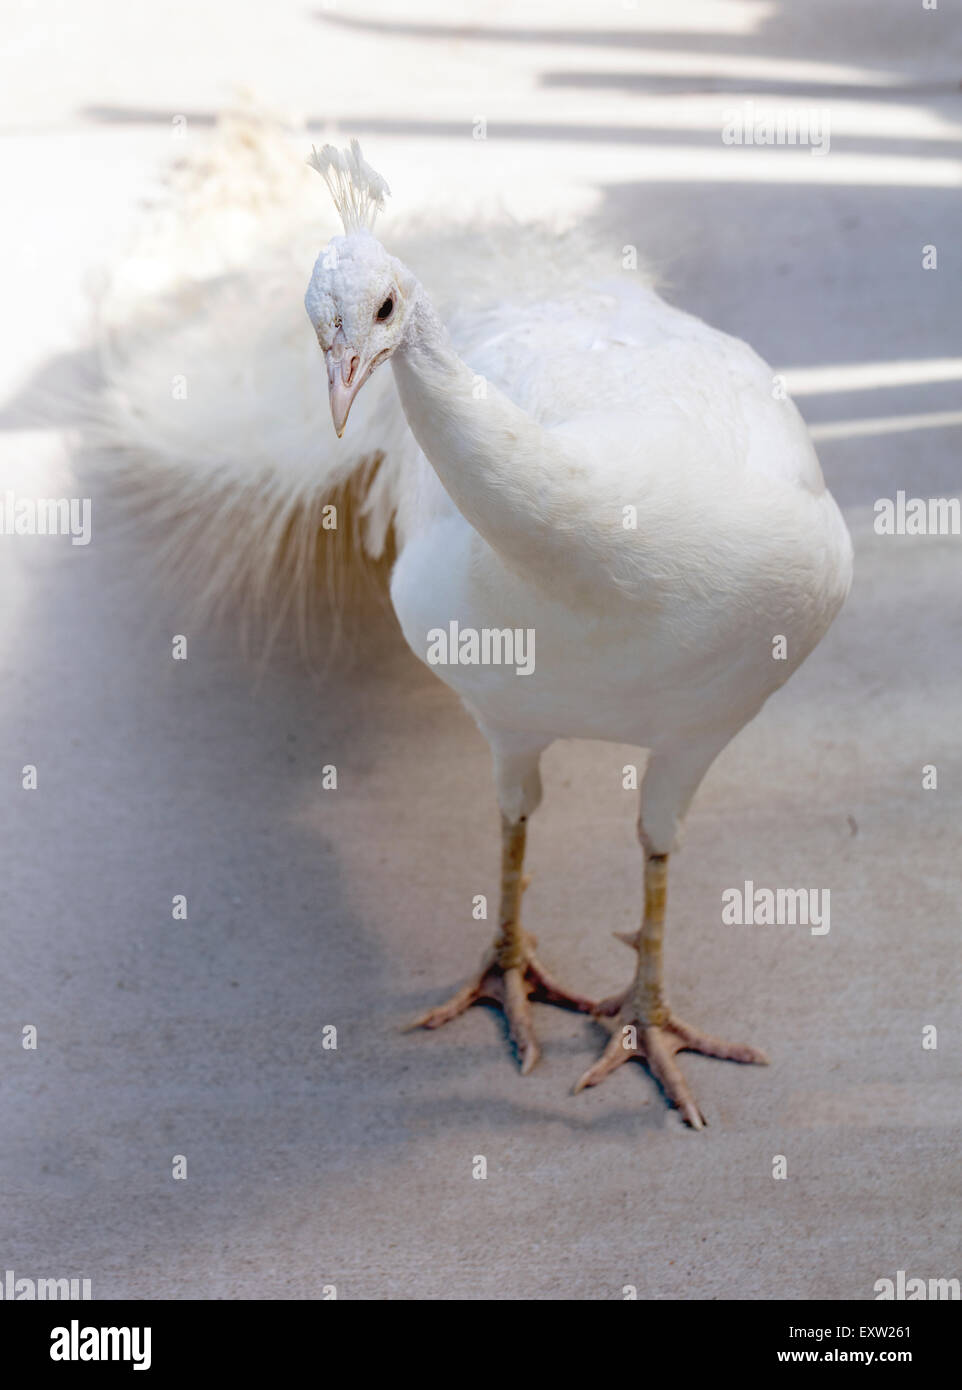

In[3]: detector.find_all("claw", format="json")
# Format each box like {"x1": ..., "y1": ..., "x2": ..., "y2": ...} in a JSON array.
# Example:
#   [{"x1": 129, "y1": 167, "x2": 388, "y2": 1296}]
[
  {"x1": 574, "y1": 1010, "x2": 766, "y2": 1127},
  {"x1": 573, "y1": 1027, "x2": 633, "y2": 1093},
  {"x1": 518, "y1": 1036, "x2": 540, "y2": 1075},
  {"x1": 645, "y1": 1025, "x2": 707, "y2": 1129},
  {"x1": 407, "y1": 948, "x2": 596, "y2": 1074},
  {"x1": 404, "y1": 976, "x2": 486, "y2": 1031},
  {"x1": 503, "y1": 967, "x2": 541, "y2": 1073}
]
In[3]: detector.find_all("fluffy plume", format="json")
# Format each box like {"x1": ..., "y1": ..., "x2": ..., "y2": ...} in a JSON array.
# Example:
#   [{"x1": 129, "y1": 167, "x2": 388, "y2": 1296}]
[
  {"x1": 83, "y1": 109, "x2": 648, "y2": 662},
  {"x1": 307, "y1": 138, "x2": 391, "y2": 234}
]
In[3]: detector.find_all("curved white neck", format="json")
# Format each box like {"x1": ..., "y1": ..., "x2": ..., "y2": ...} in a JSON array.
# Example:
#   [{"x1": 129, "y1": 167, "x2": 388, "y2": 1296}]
[{"x1": 391, "y1": 287, "x2": 588, "y2": 590}]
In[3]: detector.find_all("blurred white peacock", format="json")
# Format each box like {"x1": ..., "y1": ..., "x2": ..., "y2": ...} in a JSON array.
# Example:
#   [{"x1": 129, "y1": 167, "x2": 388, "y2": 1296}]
[{"x1": 95, "y1": 113, "x2": 852, "y2": 1127}]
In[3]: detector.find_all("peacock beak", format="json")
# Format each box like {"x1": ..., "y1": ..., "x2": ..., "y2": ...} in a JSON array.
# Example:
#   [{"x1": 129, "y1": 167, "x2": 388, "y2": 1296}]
[{"x1": 325, "y1": 341, "x2": 364, "y2": 438}]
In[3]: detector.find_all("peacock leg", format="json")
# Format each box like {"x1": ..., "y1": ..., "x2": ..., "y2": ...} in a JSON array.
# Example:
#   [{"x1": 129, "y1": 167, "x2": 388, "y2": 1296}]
[
  {"x1": 574, "y1": 852, "x2": 768, "y2": 1127},
  {"x1": 407, "y1": 814, "x2": 597, "y2": 1073}
]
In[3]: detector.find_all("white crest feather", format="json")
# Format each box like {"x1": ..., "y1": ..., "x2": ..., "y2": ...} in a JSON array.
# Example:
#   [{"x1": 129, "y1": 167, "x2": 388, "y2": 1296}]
[{"x1": 307, "y1": 138, "x2": 390, "y2": 234}]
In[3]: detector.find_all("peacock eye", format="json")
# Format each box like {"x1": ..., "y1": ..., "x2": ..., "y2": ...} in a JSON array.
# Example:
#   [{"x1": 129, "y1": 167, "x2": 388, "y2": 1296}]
[{"x1": 376, "y1": 295, "x2": 394, "y2": 323}]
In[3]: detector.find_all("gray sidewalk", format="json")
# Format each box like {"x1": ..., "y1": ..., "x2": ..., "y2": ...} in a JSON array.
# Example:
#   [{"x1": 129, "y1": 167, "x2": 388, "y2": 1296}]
[{"x1": 1, "y1": 0, "x2": 959, "y2": 1298}]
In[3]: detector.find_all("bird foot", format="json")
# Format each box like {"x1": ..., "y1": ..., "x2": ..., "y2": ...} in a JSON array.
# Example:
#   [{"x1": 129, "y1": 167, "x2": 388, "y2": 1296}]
[
  {"x1": 574, "y1": 1002, "x2": 768, "y2": 1129},
  {"x1": 406, "y1": 932, "x2": 598, "y2": 1075}
]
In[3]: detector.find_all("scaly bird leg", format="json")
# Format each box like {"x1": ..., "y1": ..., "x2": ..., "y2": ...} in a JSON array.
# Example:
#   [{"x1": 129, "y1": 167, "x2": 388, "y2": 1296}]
[
  {"x1": 407, "y1": 814, "x2": 597, "y2": 1073},
  {"x1": 574, "y1": 853, "x2": 768, "y2": 1127}
]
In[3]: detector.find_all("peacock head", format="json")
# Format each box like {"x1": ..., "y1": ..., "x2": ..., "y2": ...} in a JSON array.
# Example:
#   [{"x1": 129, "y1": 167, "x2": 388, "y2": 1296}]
[{"x1": 304, "y1": 141, "x2": 414, "y2": 437}]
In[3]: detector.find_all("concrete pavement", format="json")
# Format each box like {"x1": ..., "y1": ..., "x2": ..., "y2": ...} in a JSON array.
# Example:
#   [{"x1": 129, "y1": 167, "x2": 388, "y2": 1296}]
[{"x1": 1, "y1": 0, "x2": 960, "y2": 1299}]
